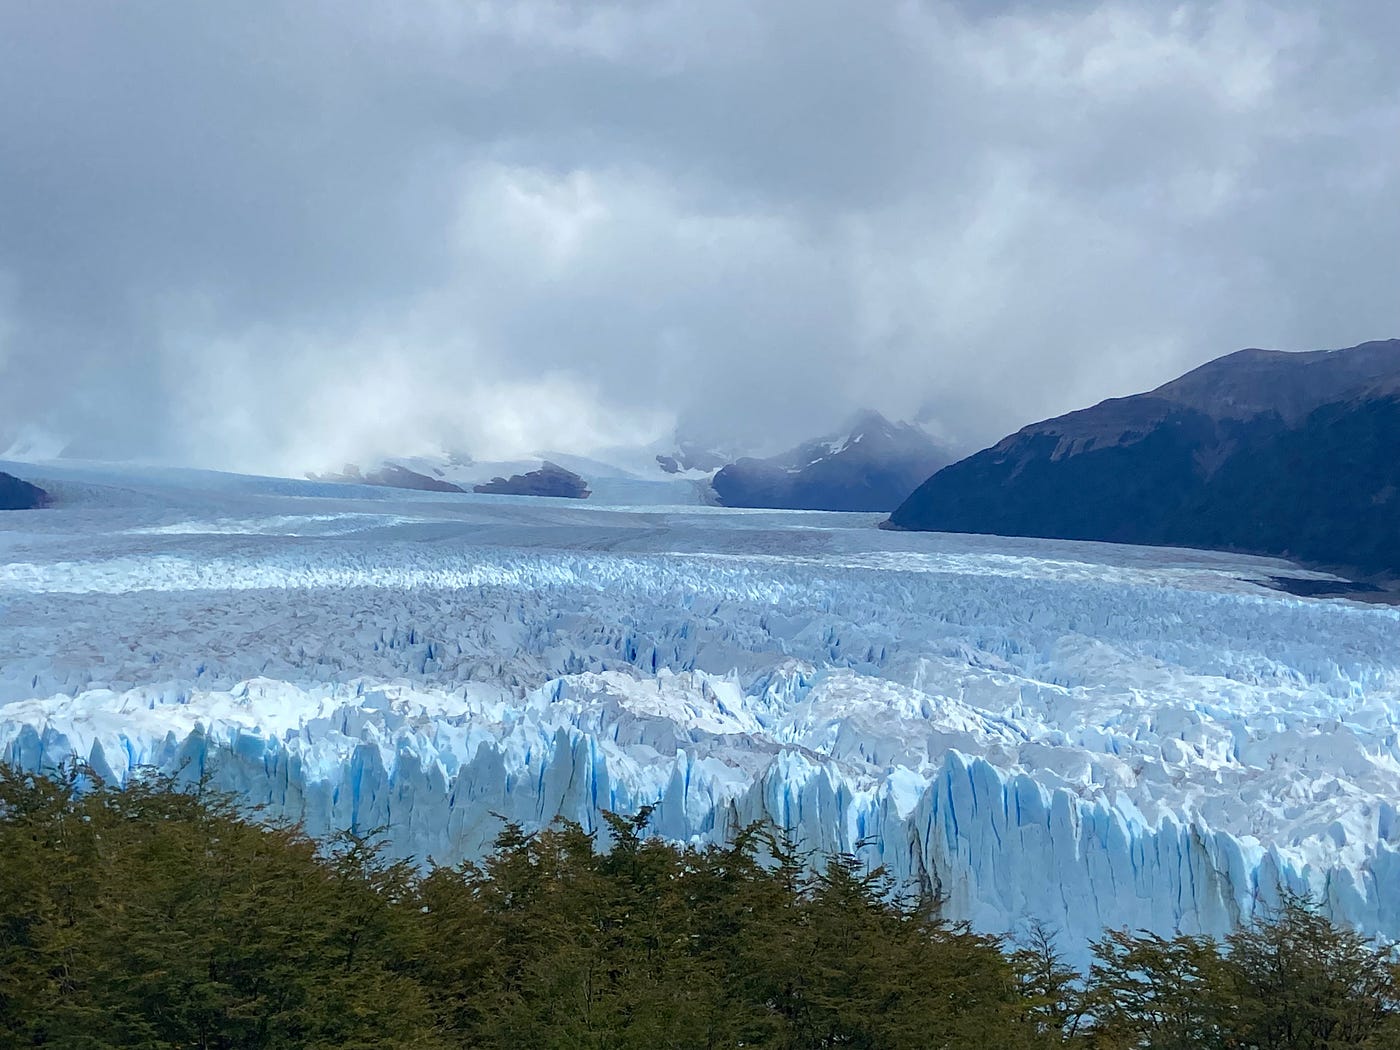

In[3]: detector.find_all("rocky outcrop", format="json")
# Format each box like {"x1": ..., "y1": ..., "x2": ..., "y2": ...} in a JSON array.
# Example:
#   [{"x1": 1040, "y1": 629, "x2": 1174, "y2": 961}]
[
  {"x1": 0, "y1": 471, "x2": 48, "y2": 510},
  {"x1": 308, "y1": 463, "x2": 466, "y2": 493},
  {"x1": 473, "y1": 461, "x2": 591, "y2": 499}
]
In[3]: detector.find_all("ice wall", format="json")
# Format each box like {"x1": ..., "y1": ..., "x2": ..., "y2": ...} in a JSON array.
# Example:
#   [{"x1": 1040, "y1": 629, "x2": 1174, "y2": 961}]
[
  {"x1": 6, "y1": 666, "x2": 1400, "y2": 962},
  {"x1": 3, "y1": 469, "x2": 1400, "y2": 960}
]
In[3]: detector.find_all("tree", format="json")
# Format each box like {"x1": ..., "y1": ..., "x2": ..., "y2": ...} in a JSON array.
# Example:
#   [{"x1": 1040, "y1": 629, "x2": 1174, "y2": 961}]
[
  {"x1": 9, "y1": 763, "x2": 1400, "y2": 1050},
  {"x1": 1011, "y1": 921, "x2": 1088, "y2": 1046},
  {"x1": 1085, "y1": 928, "x2": 1228, "y2": 1049},
  {"x1": 1221, "y1": 894, "x2": 1400, "y2": 1049},
  {"x1": 0, "y1": 764, "x2": 441, "y2": 1049}
]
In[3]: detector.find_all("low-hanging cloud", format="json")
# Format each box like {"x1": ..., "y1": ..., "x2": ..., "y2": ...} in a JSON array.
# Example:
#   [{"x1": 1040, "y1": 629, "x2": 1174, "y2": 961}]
[{"x1": 1, "y1": 0, "x2": 1397, "y2": 474}]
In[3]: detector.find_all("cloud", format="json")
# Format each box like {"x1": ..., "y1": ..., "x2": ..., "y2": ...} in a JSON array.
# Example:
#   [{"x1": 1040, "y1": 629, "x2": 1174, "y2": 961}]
[{"x1": 0, "y1": 0, "x2": 1396, "y2": 471}]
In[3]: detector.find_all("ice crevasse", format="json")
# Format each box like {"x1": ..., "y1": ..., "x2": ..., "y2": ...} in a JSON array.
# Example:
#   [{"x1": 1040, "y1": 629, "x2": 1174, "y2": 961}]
[{"x1": 3, "y1": 475, "x2": 1400, "y2": 960}]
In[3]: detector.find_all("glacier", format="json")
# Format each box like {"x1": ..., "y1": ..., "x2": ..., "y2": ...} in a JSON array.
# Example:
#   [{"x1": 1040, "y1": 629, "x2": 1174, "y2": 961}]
[{"x1": 3, "y1": 459, "x2": 1400, "y2": 959}]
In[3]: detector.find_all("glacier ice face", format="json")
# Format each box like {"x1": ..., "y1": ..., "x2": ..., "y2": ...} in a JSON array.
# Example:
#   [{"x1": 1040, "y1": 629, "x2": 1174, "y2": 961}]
[{"x1": 3, "y1": 460, "x2": 1400, "y2": 959}]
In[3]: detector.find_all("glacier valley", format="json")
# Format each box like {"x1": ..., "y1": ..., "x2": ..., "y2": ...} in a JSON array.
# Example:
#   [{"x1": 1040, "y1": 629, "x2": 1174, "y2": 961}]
[{"x1": 3, "y1": 460, "x2": 1400, "y2": 960}]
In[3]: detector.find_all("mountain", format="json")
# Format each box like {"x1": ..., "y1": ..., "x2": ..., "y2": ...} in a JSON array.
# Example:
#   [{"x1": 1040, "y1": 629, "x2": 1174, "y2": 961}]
[
  {"x1": 711, "y1": 411, "x2": 952, "y2": 512},
  {"x1": 308, "y1": 444, "x2": 723, "y2": 506},
  {"x1": 473, "y1": 460, "x2": 591, "y2": 498},
  {"x1": 308, "y1": 462, "x2": 466, "y2": 493},
  {"x1": 887, "y1": 339, "x2": 1400, "y2": 575},
  {"x1": 654, "y1": 440, "x2": 730, "y2": 476},
  {"x1": 0, "y1": 470, "x2": 48, "y2": 510}
]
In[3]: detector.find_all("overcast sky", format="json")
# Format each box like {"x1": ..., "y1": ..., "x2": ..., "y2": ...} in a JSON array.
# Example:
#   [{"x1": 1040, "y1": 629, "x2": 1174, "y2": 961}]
[{"x1": 1, "y1": 1, "x2": 1397, "y2": 473}]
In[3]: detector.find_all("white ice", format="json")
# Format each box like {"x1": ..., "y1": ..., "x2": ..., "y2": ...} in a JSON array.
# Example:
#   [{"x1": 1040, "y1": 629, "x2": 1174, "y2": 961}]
[{"x1": 3, "y1": 458, "x2": 1400, "y2": 959}]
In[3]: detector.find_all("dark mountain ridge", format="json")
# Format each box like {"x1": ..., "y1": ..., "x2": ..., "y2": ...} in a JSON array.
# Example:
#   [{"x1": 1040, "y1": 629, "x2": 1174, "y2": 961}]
[
  {"x1": 0, "y1": 471, "x2": 49, "y2": 510},
  {"x1": 712, "y1": 411, "x2": 951, "y2": 512},
  {"x1": 655, "y1": 441, "x2": 730, "y2": 475},
  {"x1": 887, "y1": 339, "x2": 1400, "y2": 576},
  {"x1": 473, "y1": 461, "x2": 591, "y2": 499},
  {"x1": 308, "y1": 463, "x2": 467, "y2": 493}
]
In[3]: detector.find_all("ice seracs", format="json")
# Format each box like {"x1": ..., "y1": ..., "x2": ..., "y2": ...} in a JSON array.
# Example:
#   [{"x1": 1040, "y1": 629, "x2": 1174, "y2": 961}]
[{"x1": 2, "y1": 460, "x2": 1399, "y2": 962}]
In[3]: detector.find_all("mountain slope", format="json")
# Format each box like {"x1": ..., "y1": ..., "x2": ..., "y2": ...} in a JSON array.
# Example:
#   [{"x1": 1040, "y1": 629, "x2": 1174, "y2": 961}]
[
  {"x1": 308, "y1": 462, "x2": 466, "y2": 493},
  {"x1": 887, "y1": 339, "x2": 1400, "y2": 574},
  {"x1": 0, "y1": 470, "x2": 48, "y2": 510},
  {"x1": 308, "y1": 445, "x2": 722, "y2": 506},
  {"x1": 654, "y1": 440, "x2": 730, "y2": 476},
  {"x1": 713, "y1": 411, "x2": 951, "y2": 512},
  {"x1": 473, "y1": 461, "x2": 591, "y2": 498}
]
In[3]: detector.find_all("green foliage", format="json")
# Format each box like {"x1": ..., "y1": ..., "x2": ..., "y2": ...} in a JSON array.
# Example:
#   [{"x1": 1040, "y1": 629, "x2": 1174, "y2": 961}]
[
  {"x1": 1012, "y1": 920, "x2": 1089, "y2": 1045},
  {"x1": 1221, "y1": 894, "x2": 1400, "y2": 1049},
  {"x1": 0, "y1": 765, "x2": 439, "y2": 1049},
  {"x1": 4, "y1": 764, "x2": 1400, "y2": 1048},
  {"x1": 1084, "y1": 895, "x2": 1400, "y2": 1049},
  {"x1": 1086, "y1": 927, "x2": 1229, "y2": 1049}
]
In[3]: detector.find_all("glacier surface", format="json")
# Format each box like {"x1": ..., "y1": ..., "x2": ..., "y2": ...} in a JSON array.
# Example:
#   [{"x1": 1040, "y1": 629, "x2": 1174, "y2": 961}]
[{"x1": 3, "y1": 459, "x2": 1400, "y2": 958}]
